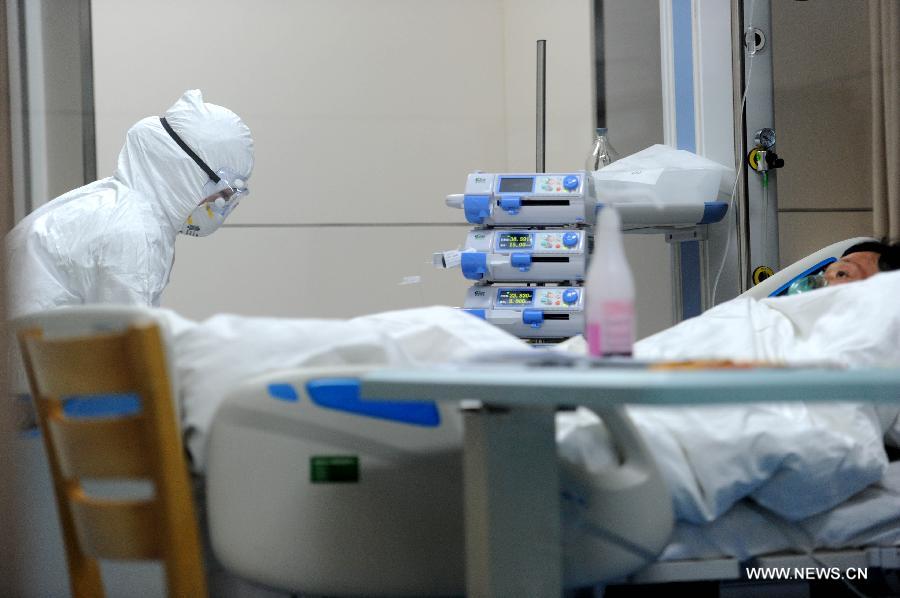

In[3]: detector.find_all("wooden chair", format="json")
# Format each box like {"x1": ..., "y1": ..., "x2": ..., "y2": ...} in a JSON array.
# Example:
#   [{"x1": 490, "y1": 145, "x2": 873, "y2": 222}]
[{"x1": 17, "y1": 322, "x2": 206, "y2": 598}]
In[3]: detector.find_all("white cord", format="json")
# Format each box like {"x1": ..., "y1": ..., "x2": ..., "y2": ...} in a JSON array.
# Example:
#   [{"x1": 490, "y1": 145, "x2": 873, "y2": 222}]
[{"x1": 711, "y1": 0, "x2": 759, "y2": 304}]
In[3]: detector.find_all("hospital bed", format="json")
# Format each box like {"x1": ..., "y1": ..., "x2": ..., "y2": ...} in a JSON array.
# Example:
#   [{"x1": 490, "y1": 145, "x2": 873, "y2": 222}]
[
  {"x1": 202, "y1": 236, "x2": 900, "y2": 596},
  {"x1": 12, "y1": 237, "x2": 898, "y2": 596},
  {"x1": 206, "y1": 365, "x2": 674, "y2": 595}
]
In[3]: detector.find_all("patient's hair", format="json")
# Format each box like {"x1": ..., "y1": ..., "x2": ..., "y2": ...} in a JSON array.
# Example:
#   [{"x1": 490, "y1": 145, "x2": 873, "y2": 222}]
[{"x1": 842, "y1": 240, "x2": 900, "y2": 272}]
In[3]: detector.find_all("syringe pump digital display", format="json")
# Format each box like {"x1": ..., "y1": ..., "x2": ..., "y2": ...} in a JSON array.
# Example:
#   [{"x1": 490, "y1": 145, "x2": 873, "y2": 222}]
[
  {"x1": 498, "y1": 177, "x2": 536, "y2": 193},
  {"x1": 497, "y1": 233, "x2": 533, "y2": 250},
  {"x1": 497, "y1": 289, "x2": 534, "y2": 306}
]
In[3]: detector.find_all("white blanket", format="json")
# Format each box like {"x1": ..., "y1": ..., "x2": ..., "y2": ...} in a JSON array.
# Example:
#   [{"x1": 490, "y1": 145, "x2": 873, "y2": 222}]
[
  {"x1": 169, "y1": 306, "x2": 525, "y2": 469},
  {"x1": 558, "y1": 270, "x2": 900, "y2": 524},
  {"x1": 171, "y1": 271, "x2": 900, "y2": 526}
]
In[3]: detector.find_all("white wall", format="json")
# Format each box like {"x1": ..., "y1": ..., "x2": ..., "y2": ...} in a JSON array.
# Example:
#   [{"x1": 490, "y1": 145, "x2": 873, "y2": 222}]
[
  {"x1": 93, "y1": 0, "x2": 507, "y2": 322},
  {"x1": 92, "y1": 0, "x2": 671, "y2": 337},
  {"x1": 40, "y1": 0, "x2": 85, "y2": 199}
]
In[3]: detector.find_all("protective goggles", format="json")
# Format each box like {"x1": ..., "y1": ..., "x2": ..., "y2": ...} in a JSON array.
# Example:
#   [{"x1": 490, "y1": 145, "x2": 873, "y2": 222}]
[
  {"x1": 199, "y1": 169, "x2": 249, "y2": 217},
  {"x1": 160, "y1": 116, "x2": 249, "y2": 213}
]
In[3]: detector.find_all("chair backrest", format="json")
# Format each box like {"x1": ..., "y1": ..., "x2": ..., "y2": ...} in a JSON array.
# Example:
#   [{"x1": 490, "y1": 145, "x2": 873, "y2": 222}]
[
  {"x1": 17, "y1": 321, "x2": 205, "y2": 598},
  {"x1": 9, "y1": 305, "x2": 180, "y2": 398}
]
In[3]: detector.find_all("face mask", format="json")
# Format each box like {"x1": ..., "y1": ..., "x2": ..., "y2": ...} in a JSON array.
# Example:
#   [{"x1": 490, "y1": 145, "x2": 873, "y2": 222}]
[
  {"x1": 786, "y1": 272, "x2": 827, "y2": 295},
  {"x1": 181, "y1": 200, "x2": 228, "y2": 237},
  {"x1": 159, "y1": 117, "x2": 249, "y2": 238},
  {"x1": 179, "y1": 171, "x2": 248, "y2": 237}
]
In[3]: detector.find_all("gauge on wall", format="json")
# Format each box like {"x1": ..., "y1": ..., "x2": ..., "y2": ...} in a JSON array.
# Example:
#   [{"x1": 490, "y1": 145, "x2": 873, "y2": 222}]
[{"x1": 754, "y1": 127, "x2": 776, "y2": 150}]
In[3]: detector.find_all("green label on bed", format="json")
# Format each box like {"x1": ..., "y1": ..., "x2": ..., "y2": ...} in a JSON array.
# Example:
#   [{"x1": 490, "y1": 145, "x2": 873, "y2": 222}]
[{"x1": 310, "y1": 456, "x2": 359, "y2": 483}]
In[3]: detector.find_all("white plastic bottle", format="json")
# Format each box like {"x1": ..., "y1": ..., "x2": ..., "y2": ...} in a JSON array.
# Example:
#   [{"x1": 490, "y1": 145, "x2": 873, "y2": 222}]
[{"x1": 584, "y1": 205, "x2": 635, "y2": 357}]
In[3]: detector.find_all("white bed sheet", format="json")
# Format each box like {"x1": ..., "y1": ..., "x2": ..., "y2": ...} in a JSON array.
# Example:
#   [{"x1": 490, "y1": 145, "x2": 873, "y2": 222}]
[
  {"x1": 166, "y1": 306, "x2": 525, "y2": 469},
  {"x1": 660, "y1": 461, "x2": 900, "y2": 562}
]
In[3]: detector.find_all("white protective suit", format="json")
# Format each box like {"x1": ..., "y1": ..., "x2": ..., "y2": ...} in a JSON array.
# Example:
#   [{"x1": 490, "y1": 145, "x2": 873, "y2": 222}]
[{"x1": 6, "y1": 90, "x2": 254, "y2": 319}]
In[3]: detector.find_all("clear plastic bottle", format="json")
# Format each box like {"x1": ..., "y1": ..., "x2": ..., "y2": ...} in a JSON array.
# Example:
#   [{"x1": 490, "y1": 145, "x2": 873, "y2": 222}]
[
  {"x1": 585, "y1": 127, "x2": 619, "y2": 173},
  {"x1": 584, "y1": 205, "x2": 635, "y2": 357}
]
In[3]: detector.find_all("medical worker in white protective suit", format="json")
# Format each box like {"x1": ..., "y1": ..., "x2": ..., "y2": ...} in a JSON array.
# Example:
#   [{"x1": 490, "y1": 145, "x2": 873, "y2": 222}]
[{"x1": 6, "y1": 89, "x2": 254, "y2": 319}]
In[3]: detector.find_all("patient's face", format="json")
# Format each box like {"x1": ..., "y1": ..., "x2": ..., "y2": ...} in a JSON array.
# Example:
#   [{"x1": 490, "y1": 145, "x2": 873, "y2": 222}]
[{"x1": 824, "y1": 251, "x2": 881, "y2": 286}]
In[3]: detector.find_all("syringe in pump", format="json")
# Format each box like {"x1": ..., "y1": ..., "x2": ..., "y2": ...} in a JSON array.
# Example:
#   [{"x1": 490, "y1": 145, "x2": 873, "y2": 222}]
[
  {"x1": 436, "y1": 228, "x2": 588, "y2": 283},
  {"x1": 446, "y1": 171, "x2": 594, "y2": 226},
  {"x1": 446, "y1": 170, "x2": 731, "y2": 229}
]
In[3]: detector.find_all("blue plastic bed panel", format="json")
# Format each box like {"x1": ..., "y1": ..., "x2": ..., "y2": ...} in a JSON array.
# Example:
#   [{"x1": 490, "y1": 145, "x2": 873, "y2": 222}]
[{"x1": 305, "y1": 378, "x2": 441, "y2": 427}]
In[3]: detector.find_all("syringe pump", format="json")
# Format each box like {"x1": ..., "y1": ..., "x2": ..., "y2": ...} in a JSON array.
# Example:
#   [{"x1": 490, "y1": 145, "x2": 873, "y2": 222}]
[
  {"x1": 445, "y1": 172, "x2": 592, "y2": 226},
  {"x1": 458, "y1": 228, "x2": 587, "y2": 283}
]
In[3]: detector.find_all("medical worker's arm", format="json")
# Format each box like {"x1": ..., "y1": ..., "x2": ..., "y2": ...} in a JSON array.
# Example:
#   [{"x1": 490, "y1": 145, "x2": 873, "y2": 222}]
[{"x1": 90, "y1": 230, "x2": 169, "y2": 306}]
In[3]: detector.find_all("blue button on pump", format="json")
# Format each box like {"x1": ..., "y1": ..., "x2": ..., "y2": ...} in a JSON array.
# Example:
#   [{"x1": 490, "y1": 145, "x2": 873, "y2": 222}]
[
  {"x1": 563, "y1": 289, "x2": 579, "y2": 305},
  {"x1": 562, "y1": 232, "x2": 579, "y2": 248},
  {"x1": 563, "y1": 175, "x2": 579, "y2": 191}
]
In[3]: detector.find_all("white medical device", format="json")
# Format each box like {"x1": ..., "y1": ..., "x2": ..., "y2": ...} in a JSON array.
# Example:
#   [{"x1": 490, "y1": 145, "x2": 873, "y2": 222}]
[
  {"x1": 463, "y1": 285, "x2": 584, "y2": 340},
  {"x1": 446, "y1": 172, "x2": 591, "y2": 226},
  {"x1": 460, "y1": 228, "x2": 587, "y2": 283},
  {"x1": 206, "y1": 364, "x2": 673, "y2": 595},
  {"x1": 615, "y1": 201, "x2": 729, "y2": 230},
  {"x1": 442, "y1": 170, "x2": 731, "y2": 341},
  {"x1": 446, "y1": 171, "x2": 730, "y2": 229}
]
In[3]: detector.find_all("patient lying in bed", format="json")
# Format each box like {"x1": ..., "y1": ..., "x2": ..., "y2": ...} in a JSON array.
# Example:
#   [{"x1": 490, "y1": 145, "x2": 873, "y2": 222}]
[
  {"x1": 822, "y1": 240, "x2": 900, "y2": 286},
  {"x1": 168, "y1": 269, "x2": 900, "y2": 532}
]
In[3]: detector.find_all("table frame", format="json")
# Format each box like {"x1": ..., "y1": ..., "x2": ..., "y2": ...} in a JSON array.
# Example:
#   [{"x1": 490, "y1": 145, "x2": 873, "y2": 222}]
[{"x1": 362, "y1": 366, "x2": 900, "y2": 597}]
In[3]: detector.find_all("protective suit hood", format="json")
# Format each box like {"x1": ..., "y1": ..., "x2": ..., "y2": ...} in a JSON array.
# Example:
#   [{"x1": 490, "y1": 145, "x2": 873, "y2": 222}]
[
  {"x1": 114, "y1": 89, "x2": 255, "y2": 235},
  {"x1": 6, "y1": 89, "x2": 254, "y2": 321}
]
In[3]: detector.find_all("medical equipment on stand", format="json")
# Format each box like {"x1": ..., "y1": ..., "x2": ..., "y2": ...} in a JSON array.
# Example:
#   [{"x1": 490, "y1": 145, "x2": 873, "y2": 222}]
[
  {"x1": 445, "y1": 173, "x2": 729, "y2": 230},
  {"x1": 746, "y1": 128, "x2": 785, "y2": 286},
  {"x1": 463, "y1": 285, "x2": 585, "y2": 341},
  {"x1": 441, "y1": 169, "x2": 731, "y2": 341},
  {"x1": 441, "y1": 172, "x2": 592, "y2": 341},
  {"x1": 445, "y1": 172, "x2": 592, "y2": 227},
  {"x1": 459, "y1": 228, "x2": 587, "y2": 283}
]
